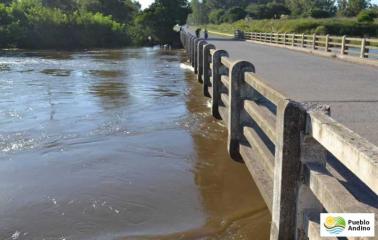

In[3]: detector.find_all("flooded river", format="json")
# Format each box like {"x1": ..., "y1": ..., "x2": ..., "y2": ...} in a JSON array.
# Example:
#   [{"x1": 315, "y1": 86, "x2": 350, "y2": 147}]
[{"x1": 0, "y1": 48, "x2": 269, "y2": 240}]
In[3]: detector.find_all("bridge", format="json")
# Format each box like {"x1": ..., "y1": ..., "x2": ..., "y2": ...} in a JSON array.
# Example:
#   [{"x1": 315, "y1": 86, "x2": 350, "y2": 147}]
[
  {"x1": 180, "y1": 29, "x2": 378, "y2": 240},
  {"x1": 191, "y1": 29, "x2": 378, "y2": 145}
]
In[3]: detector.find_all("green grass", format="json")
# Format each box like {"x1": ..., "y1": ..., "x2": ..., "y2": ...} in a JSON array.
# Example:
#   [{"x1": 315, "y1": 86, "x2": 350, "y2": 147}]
[{"x1": 201, "y1": 18, "x2": 378, "y2": 37}]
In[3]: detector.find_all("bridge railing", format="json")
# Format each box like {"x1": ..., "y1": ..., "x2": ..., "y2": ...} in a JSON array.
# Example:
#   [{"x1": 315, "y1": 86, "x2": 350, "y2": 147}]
[
  {"x1": 180, "y1": 29, "x2": 378, "y2": 240},
  {"x1": 241, "y1": 31, "x2": 378, "y2": 60}
]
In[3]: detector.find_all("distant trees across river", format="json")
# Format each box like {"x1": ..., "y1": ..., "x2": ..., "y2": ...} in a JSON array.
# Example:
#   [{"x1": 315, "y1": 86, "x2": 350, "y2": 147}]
[{"x1": 0, "y1": 0, "x2": 190, "y2": 49}]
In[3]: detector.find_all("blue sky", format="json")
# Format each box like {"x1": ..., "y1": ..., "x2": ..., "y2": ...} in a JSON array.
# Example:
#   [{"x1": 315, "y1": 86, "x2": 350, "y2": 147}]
[{"x1": 137, "y1": 0, "x2": 378, "y2": 9}]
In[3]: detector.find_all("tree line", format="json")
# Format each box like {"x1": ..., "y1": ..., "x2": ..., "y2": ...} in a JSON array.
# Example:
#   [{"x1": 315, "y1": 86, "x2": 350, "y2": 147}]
[
  {"x1": 188, "y1": 0, "x2": 378, "y2": 25},
  {"x1": 0, "y1": 0, "x2": 190, "y2": 49}
]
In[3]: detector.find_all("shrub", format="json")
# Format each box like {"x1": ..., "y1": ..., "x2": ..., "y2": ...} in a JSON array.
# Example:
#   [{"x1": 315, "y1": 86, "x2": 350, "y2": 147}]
[
  {"x1": 311, "y1": 8, "x2": 333, "y2": 18},
  {"x1": 357, "y1": 9, "x2": 376, "y2": 23},
  {"x1": 314, "y1": 25, "x2": 327, "y2": 34}
]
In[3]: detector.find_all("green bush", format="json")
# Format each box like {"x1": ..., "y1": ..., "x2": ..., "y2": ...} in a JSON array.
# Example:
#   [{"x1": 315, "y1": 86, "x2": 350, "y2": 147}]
[
  {"x1": 357, "y1": 9, "x2": 376, "y2": 23},
  {"x1": 0, "y1": 1, "x2": 130, "y2": 49},
  {"x1": 310, "y1": 8, "x2": 333, "y2": 18},
  {"x1": 314, "y1": 25, "x2": 327, "y2": 34}
]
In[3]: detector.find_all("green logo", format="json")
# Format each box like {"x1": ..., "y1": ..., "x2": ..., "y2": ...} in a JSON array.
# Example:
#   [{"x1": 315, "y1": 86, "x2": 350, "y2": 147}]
[{"x1": 324, "y1": 216, "x2": 346, "y2": 234}]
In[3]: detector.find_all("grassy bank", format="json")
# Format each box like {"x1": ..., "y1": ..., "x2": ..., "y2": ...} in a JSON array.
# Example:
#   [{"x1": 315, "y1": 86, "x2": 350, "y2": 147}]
[{"x1": 202, "y1": 18, "x2": 378, "y2": 37}]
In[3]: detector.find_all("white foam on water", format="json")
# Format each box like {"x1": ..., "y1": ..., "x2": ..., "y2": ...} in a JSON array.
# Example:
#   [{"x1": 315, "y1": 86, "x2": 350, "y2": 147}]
[
  {"x1": 11, "y1": 231, "x2": 20, "y2": 240},
  {"x1": 206, "y1": 99, "x2": 212, "y2": 108},
  {"x1": 179, "y1": 63, "x2": 194, "y2": 72}
]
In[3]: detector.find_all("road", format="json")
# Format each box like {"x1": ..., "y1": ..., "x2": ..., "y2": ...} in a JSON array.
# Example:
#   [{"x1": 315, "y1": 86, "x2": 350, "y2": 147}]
[{"x1": 198, "y1": 33, "x2": 378, "y2": 145}]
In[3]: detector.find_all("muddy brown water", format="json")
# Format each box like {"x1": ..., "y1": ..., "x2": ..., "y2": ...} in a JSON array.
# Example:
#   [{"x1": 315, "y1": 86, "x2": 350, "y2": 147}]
[{"x1": 0, "y1": 47, "x2": 270, "y2": 240}]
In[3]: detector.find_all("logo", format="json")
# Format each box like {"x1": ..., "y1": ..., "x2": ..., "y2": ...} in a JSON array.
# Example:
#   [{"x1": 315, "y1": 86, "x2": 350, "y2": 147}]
[
  {"x1": 320, "y1": 213, "x2": 375, "y2": 237},
  {"x1": 323, "y1": 216, "x2": 346, "y2": 234}
]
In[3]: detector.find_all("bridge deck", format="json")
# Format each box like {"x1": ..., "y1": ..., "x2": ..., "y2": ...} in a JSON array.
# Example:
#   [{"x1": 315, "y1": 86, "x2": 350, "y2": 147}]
[{"x1": 203, "y1": 35, "x2": 378, "y2": 145}]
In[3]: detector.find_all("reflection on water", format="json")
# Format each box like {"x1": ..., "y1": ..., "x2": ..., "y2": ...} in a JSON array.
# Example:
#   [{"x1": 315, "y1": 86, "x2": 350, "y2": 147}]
[
  {"x1": 89, "y1": 70, "x2": 125, "y2": 78},
  {"x1": 0, "y1": 48, "x2": 269, "y2": 239},
  {"x1": 91, "y1": 80, "x2": 129, "y2": 109},
  {"x1": 41, "y1": 69, "x2": 73, "y2": 77},
  {"x1": 0, "y1": 63, "x2": 11, "y2": 71}
]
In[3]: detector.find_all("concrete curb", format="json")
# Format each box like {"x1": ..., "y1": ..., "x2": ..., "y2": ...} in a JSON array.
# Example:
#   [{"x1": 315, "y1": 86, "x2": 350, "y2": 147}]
[{"x1": 207, "y1": 30, "x2": 234, "y2": 37}]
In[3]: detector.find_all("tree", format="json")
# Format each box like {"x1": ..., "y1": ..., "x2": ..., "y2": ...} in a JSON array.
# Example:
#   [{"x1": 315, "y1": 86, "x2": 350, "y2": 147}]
[
  {"x1": 311, "y1": 0, "x2": 337, "y2": 17},
  {"x1": 285, "y1": 0, "x2": 308, "y2": 16},
  {"x1": 205, "y1": 0, "x2": 252, "y2": 9},
  {"x1": 132, "y1": 0, "x2": 190, "y2": 45},
  {"x1": 42, "y1": 0, "x2": 77, "y2": 11},
  {"x1": 208, "y1": 8, "x2": 225, "y2": 24},
  {"x1": 246, "y1": 4, "x2": 267, "y2": 18},
  {"x1": 78, "y1": 0, "x2": 140, "y2": 22},
  {"x1": 347, "y1": 0, "x2": 369, "y2": 16},
  {"x1": 0, "y1": 0, "x2": 13, "y2": 5},
  {"x1": 223, "y1": 6, "x2": 246, "y2": 23},
  {"x1": 100, "y1": 0, "x2": 140, "y2": 22},
  {"x1": 266, "y1": 2, "x2": 290, "y2": 18},
  {"x1": 357, "y1": 8, "x2": 376, "y2": 22},
  {"x1": 286, "y1": 0, "x2": 336, "y2": 17},
  {"x1": 337, "y1": 0, "x2": 370, "y2": 16},
  {"x1": 246, "y1": 2, "x2": 290, "y2": 19},
  {"x1": 189, "y1": 0, "x2": 208, "y2": 24},
  {"x1": 337, "y1": 0, "x2": 348, "y2": 14}
]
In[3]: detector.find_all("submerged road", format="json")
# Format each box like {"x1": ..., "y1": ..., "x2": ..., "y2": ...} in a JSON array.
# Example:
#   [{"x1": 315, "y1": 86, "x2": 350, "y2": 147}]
[{"x1": 201, "y1": 33, "x2": 378, "y2": 145}]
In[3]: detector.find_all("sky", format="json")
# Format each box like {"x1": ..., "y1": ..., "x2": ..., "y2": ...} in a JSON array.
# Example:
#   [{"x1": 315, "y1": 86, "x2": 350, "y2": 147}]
[
  {"x1": 136, "y1": 0, "x2": 378, "y2": 9},
  {"x1": 138, "y1": 0, "x2": 154, "y2": 9}
]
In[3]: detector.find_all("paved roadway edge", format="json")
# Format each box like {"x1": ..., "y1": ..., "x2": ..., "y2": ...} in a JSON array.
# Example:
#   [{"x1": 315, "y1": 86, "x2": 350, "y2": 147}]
[{"x1": 207, "y1": 30, "x2": 378, "y2": 68}]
